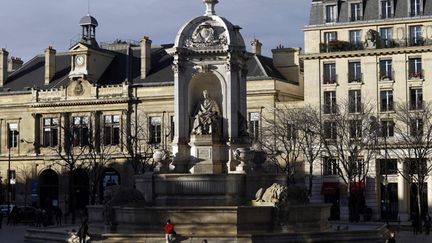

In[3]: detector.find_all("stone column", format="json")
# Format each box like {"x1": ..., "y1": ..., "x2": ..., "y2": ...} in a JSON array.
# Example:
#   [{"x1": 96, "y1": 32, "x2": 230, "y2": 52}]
[
  {"x1": 171, "y1": 60, "x2": 191, "y2": 173},
  {"x1": 398, "y1": 160, "x2": 409, "y2": 221}
]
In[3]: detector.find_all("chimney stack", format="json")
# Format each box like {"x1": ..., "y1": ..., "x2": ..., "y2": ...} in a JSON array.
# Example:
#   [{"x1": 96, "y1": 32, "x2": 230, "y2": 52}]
[
  {"x1": 0, "y1": 48, "x2": 9, "y2": 87},
  {"x1": 8, "y1": 57, "x2": 23, "y2": 72},
  {"x1": 45, "y1": 46, "x2": 56, "y2": 85},
  {"x1": 272, "y1": 47, "x2": 301, "y2": 82},
  {"x1": 251, "y1": 39, "x2": 262, "y2": 56},
  {"x1": 140, "y1": 36, "x2": 152, "y2": 79}
]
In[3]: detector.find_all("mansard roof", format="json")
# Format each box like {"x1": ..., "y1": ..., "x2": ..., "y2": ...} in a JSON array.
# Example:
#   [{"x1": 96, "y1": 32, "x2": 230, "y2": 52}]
[
  {"x1": 0, "y1": 43, "x2": 286, "y2": 93},
  {"x1": 309, "y1": 0, "x2": 432, "y2": 26}
]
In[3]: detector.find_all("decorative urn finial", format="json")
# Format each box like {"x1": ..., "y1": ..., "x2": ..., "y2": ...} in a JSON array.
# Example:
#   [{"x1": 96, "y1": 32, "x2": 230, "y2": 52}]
[{"x1": 203, "y1": 0, "x2": 219, "y2": 16}]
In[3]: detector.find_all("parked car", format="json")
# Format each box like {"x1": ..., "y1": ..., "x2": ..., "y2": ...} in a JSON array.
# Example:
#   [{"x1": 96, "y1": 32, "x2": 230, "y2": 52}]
[
  {"x1": 0, "y1": 204, "x2": 15, "y2": 216},
  {"x1": 16, "y1": 206, "x2": 37, "y2": 223}
]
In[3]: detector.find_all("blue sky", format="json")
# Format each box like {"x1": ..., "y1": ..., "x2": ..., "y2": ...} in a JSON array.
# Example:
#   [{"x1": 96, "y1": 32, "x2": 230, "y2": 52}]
[{"x1": 0, "y1": 0, "x2": 310, "y2": 61}]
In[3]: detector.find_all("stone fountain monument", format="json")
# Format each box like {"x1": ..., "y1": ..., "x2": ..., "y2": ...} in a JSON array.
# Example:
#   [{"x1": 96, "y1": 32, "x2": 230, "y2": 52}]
[{"x1": 79, "y1": 1, "x2": 386, "y2": 242}]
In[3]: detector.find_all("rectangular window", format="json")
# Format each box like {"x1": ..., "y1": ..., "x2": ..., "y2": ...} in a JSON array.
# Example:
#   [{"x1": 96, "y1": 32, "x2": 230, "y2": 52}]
[
  {"x1": 325, "y1": 32, "x2": 337, "y2": 43},
  {"x1": 410, "y1": 118, "x2": 423, "y2": 137},
  {"x1": 351, "y1": 3, "x2": 362, "y2": 21},
  {"x1": 324, "y1": 91, "x2": 337, "y2": 114},
  {"x1": 381, "y1": 0, "x2": 393, "y2": 19},
  {"x1": 410, "y1": 88, "x2": 423, "y2": 110},
  {"x1": 43, "y1": 118, "x2": 59, "y2": 147},
  {"x1": 380, "y1": 27, "x2": 393, "y2": 48},
  {"x1": 323, "y1": 63, "x2": 337, "y2": 84},
  {"x1": 379, "y1": 159, "x2": 398, "y2": 175},
  {"x1": 326, "y1": 5, "x2": 337, "y2": 23},
  {"x1": 410, "y1": 0, "x2": 422, "y2": 16},
  {"x1": 349, "y1": 30, "x2": 362, "y2": 46},
  {"x1": 380, "y1": 90, "x2": 394, "y2": 112},
  {"x1": 324, "y1": 121, "x2": 337, "y2": 140},
  {"x1": 409, "y1": 26, "x2": 423, "y2": 46},
  {"x1": 249, "y1": 112, "x2": 260, "y2": 141},
  {"x1": 7, "y1": 123, "x2": 19, "y2": 148},
  {"x1": 324, "y1": 158, "x2": 338, "y2": 176},
  {"x1": 408, "y1": 58, "x2": 423, "y2": 79},
  {"x1": 407, "y1": 159, "x2": 427, "y2": 175},
  {"x1": 72, "y1": 116, "x2": 89, "y2": 147},
  {"x1": 348, "y1": 61, "x2": 362, "y2": 83},
  {"x1": 349, "y1": 120, "x2": 362, "y2": 139},
  {"x1": 380, "y1": 120, "x2": 395, "y2": 138},
  {"x1": 379, "y1": 59, "x2": 393, "y2": 80},
  {"x1": 104, "y1": 115, "x2": 120, "y2": 146},
  {"x1": 149, "y1": 117, "x2": 162, "y2": 144},
  {"x1": 349, "y1": 90, "x2": 362, "y2": 113},
  {"x1": 287, "y1": 124, "x2": 297, "y2": 141}
]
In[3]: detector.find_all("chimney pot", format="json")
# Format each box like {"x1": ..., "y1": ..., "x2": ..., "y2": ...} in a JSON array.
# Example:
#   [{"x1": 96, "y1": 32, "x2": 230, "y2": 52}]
[
  {"x1": 251, "y1": 39, "x2": 262, "y2": 56},
  {"x1": 8, "y1": 56, "x2": 24, "y2": 72},
  {"x1": 45, "y1": 46, "x2": 56, "y2": 85},
  {"x1": 0, "y1": 49, "x2": 9, "y2": 87},
  {"x1": 140, "y1": 36, "x2": 152, "y2": 79}
]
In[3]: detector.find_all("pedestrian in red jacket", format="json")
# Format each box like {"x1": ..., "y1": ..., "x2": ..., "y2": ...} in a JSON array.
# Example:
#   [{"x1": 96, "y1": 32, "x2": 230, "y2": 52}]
[{"x1": 164, "y1": 219, "x2": 175, "y2": 243}]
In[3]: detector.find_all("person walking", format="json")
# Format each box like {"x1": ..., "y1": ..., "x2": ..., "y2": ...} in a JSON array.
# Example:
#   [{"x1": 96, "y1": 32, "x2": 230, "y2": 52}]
[
  {"x1": 164, "y1": 219, "x2": 175, "y2": 243},
  {"x1": 385, "y1": 232, "x2": 396, "y2": 243},
  {"x1": 77, "y1": 218, "x2": 90, "y2": 243}
]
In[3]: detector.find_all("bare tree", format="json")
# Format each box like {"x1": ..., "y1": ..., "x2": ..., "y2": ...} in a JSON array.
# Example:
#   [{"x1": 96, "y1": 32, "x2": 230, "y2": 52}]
[
  {"x1": 82, "y1": 134, "x2": 116, "y2": 205},
  {"x1": 320, "y1": 100, "x2": 379, "y2": 221},
  {"x1": 15, "y1": 163, "x2": 33, "y2": 206},
  {"x1": 292, "y1": 105, "x2": 324, "y2": 195},
  {"x1": 122, "y1": 109, "x2": 157, "y2": 175},
  {"x1": 51, "y1": 115, "x2": 87, "y2": 224},
  {"x1": 390, "y1": 102, "x2": 432, "y2": 223},
  {"x1": 261, "y1": 105, "x2": 303, "y2": 185}
]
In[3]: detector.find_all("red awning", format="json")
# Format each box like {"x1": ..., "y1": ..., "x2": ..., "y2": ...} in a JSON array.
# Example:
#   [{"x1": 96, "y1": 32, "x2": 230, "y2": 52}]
[{"x1": 321, "y1": 182, "x2": 339, "y2": 195}]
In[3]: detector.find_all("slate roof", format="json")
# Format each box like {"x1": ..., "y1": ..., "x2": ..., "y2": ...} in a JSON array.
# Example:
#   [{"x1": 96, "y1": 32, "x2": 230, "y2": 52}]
[
  {"x1": 1, "y1": 42, "x2": 289, "y2": 93},
  {"x1": 309, "y1": 0, "x2": 432, "y2": 26}
]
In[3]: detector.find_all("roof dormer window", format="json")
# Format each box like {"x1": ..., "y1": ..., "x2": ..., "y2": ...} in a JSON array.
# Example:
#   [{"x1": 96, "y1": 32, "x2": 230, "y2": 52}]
[
  {"x1": 380, "y1": 0, "x2": 393, "y2": 19},
  {"x1": 325, "y1": 5, "x2": 338, "y2": 23},
  {"x1": 410, "y1": 0, "x2": 422, "y2": 17},
  {"x1": 350, "y1": 2, "x2": 363, "y2": 21}
]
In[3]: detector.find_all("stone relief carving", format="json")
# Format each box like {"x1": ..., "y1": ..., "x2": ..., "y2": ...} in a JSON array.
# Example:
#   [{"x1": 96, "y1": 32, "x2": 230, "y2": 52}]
[
  {"x1": 191, "y1": 90, "x2": 221, "y2": 135},
  {"x1": 74, "y1": 80, "x2": 85, "y2": 96},
  {"x1": 255, "y1": 183, "x2": 288, "y2": 207},
  {"x1": 364, "y1": 29, "x2": 377, "y2": 48},
  {"x1": 185, "y1": 23, "x2": 228, "y2": 48}
]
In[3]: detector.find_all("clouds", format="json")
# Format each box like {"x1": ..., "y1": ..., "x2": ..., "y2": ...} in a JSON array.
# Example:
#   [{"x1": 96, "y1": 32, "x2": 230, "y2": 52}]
[{"x1": 0, "y1": 0, "x2": 310, "y2": 61}]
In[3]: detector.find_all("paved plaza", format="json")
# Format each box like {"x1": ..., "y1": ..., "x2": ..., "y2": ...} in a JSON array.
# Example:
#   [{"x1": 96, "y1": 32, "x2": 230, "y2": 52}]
[{"x1": 1, "y1": 220, "x2": 432, "y2": 243}]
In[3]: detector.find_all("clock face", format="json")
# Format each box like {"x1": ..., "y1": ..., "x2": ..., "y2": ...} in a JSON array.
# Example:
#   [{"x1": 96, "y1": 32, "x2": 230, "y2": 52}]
[{"x1": 75, "y1": 55, "x2": 85, "y2": 66}]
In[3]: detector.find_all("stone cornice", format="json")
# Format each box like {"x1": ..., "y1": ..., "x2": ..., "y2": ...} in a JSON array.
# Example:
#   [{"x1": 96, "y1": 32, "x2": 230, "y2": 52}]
[
  {"x1": 301, "y1": 45, "x2": 432, "y2": 60},
  {"x1": 30, "y1": 98, "x2": 131, "y2": 108}
]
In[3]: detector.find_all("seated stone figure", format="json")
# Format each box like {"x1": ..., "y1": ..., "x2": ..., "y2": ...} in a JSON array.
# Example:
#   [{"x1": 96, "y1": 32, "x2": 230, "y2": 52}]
[{"x1": 192, "y1": 90, "x2": 220, "y2": 135}]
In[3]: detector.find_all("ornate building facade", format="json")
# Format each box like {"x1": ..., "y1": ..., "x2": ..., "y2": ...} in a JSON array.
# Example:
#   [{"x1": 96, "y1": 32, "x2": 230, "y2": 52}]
[
  {"x1": 303, "y1": 0, "x2": 432, "y2": 221},
  {"x1": 0, "y1": 9, "x2": 303, "y2": 214}
]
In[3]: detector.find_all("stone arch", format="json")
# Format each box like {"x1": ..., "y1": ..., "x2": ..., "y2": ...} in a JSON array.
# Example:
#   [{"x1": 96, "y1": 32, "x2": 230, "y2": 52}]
[{"x1": 39, "y1": 169, "x2": 59, "y2": 210}]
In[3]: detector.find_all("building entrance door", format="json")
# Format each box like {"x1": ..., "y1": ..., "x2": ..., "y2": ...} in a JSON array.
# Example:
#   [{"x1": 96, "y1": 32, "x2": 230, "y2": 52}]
[
  {"x1": 380, "y1": 183, "x2": 398, "y2": 221},
  {"x1": 72, "y1": 169, "x2": 89, "y2": 211},
  {"x1": 39, "y1": 169, "x2": 59, "y2": 210}
]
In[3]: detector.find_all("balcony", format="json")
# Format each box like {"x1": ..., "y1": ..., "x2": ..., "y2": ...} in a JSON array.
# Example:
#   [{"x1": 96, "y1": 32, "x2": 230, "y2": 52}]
[
  {"x1": 320, "y1": 40, "x2": 364, "y2": 53},
  {"x1": 350, "y1": 15, "x2": 363, "y2": 22},
  {"x1": 408, "y1": 70, "x2": 424, "y2": 80},
  {"x1": 408, "y1": 37, "x2": 425, "y2": 47},
  {"x1": 348, "y1": 73, "x2": 363, "y2": 83},
  {"x1": 377, "y1": 39, "x2": 398, "y2": 49},
  {"x1": 323, "y1": 75, "x2": 338, "y2": 85}
]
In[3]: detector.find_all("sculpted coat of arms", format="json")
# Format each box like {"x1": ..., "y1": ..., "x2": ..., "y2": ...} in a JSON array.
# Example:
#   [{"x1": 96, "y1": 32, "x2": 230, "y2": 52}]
[{"x1": 185, "y1": 23, "x2": 227, "y2": 48}]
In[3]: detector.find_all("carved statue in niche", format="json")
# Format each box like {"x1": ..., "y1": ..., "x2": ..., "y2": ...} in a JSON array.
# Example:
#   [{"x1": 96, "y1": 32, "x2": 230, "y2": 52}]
[
  {"x1": 191, "y1": 90, "x2": 221, "y2": 135},
  {"x1": 364, "y1": 29, "x2": 377, "y2": 48}
]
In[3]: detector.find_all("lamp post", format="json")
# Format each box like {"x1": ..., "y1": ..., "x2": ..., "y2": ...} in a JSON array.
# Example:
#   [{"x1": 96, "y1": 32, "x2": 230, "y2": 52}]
[{"x1": 7, "y1": 146, "x2": 11, "y2": 216}]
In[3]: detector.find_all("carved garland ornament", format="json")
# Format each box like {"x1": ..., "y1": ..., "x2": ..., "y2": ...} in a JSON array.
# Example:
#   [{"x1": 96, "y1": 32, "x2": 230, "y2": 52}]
[{"x1": 185, "y1": 23, "x2": 228, "y2": 48}]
